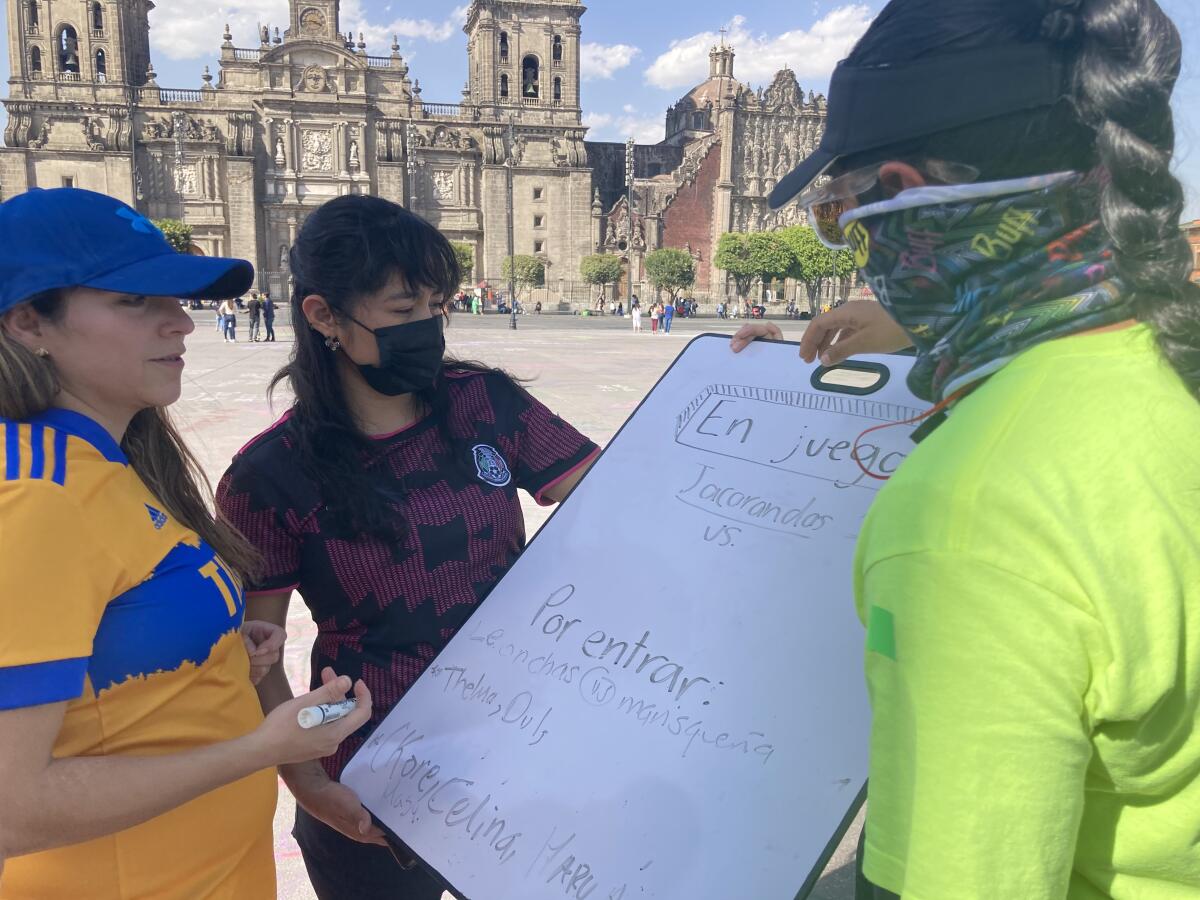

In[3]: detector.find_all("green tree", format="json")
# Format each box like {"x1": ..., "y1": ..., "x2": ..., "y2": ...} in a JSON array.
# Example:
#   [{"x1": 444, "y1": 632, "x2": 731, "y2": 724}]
[
  {"x1": 747, "y1": 232, "x2": 794, "y2": 296},
  {"x1": 779, "y1": 225, "x2": 856, "y2": 312},
  {"x1": 501, "y1": 255, "x2": 545, "y2": 301},
  {"x1": 714, "y1": 232, "x2": 757, "y2": 300},
  {"x1": 579, "y1": 254, "x2": 623, "y2": 293},
  {"x1": 451, "y1": 241, "x2": 475, "y2": 282},
  {"x1": 643, "y1": 248, "x2": 696, "y2": 303},
  {"x1": 152, "y1": 218, "x2": 192, "y2": 253}
]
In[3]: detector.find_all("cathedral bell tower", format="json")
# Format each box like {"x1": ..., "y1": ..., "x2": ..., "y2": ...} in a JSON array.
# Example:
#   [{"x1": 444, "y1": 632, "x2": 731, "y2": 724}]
[
  {"x1": 6, "y1": 0, "x2": 153, "y2": 88},
  {"x1": 464, "y1": 0, "x2": 584, "y2": 118}
]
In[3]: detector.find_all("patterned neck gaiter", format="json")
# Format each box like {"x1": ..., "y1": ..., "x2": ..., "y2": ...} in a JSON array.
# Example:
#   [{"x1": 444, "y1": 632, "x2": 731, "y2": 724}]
[{"x1": 840, "y1": 170, "x2": 1133, "y2": 402}]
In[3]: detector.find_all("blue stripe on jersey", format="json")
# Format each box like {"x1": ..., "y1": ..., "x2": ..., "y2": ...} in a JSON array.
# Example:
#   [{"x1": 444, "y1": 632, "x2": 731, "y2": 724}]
[
  {"x1": 31, "y1": 408, "x2": 127, "y2": 465},
  {"x1": 51, "y1": 428, "x2": 68, "y2": 485},
  {"x1": 4, "y1": 423, "x2": 17, "y2": 480},
  {"x1": 0, "y1": 657, "x2": 89, "y2": 710},
  {"x1": 28, "y1": 423, "x2": 45, "y2": 480}
]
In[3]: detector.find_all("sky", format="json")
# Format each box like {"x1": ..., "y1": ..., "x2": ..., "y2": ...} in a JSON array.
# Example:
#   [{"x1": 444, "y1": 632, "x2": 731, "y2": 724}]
[{"x1": 3, "y1": 0, "x2": 1199, "y2": 219}]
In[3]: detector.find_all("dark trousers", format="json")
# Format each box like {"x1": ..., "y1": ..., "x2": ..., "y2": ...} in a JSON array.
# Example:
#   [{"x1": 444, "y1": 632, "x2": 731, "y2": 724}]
[
  {"x1": 293, "y1": 807, "x2": 445, "y2": 900},
  {"x1": 264, "y1": 318, "x2": 275, "y2": 341},
  {"x1": 855, "y1": 827, "x2": 900, "y2": 900}
]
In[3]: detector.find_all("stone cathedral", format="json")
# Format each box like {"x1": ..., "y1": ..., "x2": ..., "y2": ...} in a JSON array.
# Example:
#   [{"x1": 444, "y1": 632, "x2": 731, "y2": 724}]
[{"x1": 1, "y1": 0, "x2": 828, "y2": 301}]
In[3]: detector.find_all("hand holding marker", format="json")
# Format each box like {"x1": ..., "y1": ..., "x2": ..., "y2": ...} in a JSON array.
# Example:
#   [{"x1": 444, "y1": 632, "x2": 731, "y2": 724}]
[{"x1": 298, "y1": 698, "x2": 358, "y2": 729}]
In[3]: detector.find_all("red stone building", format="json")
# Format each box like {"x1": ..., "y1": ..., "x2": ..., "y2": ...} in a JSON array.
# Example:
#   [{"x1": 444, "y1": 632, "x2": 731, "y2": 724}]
[
  {"x1": 587, "y1": 44, "x2": 828, "y2": 302},
  {"x1": 1184, "y1": 219, "x2": 1200, "y2": 285}
]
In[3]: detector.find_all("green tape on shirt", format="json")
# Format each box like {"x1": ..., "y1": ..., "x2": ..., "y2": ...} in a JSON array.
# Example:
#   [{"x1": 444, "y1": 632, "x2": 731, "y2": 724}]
[{"x1": 867, "y1": 605, "x2": 897, "y2": 661}]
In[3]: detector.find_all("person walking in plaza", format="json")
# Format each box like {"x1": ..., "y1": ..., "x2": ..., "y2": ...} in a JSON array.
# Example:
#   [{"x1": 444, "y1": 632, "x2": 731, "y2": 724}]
[
  {"x1": 0, "y1": 187, "x2": 370, "y2": 898},
  {"x1": 216, "y1": 194, "x2": 600, "y2": 900},
  {"x1": 662, "y1": 297, "x2": 675, "y2": 334},
  {"x1": 262, "y1": 291, "x2": 276, "y2": 342},
  {"x1": 649, "y1": 301, "x2": 659, "y2": 334},
  {"x1": 218, "y1": 297, "x2": 237, "y2": 343},
  {"x1": 736, "y1": 0, "x2": 1200, "y2": 897},
  {"x1": 247, "y1": 290, "x2": 263, "y2": 342},
  {"x1": 631, "y1": 300, "x2": 642, "y2": 332}
]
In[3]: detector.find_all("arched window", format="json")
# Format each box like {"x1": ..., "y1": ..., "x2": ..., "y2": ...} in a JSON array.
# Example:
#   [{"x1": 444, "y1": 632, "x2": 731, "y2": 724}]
[
  {"x1": 57, "y1": 25, "x2": 80, "y2": 74},
  {"x1": 499, "y1": 73, "x2": 508, "y2": 99},
  {"x1": 692, "y1": 111, "x2": 705, "y2": 130},
  {"x1": 30, "y1": 46, "x2": 42, "y2": 74},
  {"x1": 91, "y1": 2, "x2": 103, "y2": 32},
  {"x1": 27, "y1": 1, "x2": 38, "y2": 32},
  {"x1": 553, "y1": 76, "x2": 562, "y2": 103},
  {"x1": 552, "y1": 35, "x2": 562, "y2": 64},
  {"x1": 498, "y1": 31, "x2": 509, "y2": 62},
  {"x1": 521, "y1": 55, "x2": 539, "y2": 99},
  {"x1": 94, "y1": 48, "x2": 106, "y2": 81}
]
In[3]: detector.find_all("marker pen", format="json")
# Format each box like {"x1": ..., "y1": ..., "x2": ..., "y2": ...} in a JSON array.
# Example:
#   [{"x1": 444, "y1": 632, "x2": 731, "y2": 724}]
[{"x1": 297, "y1": 698, "x2": 357, "y2": 729}]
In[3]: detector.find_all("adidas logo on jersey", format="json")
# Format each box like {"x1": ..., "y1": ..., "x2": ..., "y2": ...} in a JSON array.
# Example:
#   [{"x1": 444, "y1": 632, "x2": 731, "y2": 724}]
[{"x1": 145, "y1": 504, "x2": 168, "y2": 529}]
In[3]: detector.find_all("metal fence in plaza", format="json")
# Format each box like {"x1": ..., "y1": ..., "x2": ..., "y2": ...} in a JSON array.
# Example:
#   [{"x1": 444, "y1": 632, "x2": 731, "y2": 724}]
[{"x1": 245, "y1": 271, "x2": 867, "y2": 317}]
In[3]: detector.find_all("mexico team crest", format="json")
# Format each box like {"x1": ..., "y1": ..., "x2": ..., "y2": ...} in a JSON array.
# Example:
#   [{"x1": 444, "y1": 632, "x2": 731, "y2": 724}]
[{"x1": 472, "y1": 444, "x2": 511, "y2": 487}]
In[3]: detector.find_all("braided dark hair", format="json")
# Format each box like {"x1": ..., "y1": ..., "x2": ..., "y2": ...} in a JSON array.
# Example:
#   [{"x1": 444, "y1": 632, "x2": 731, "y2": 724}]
[
  {"x1": 1070, "y1": 0, "x2": 1200, "y2": 393},
  {"x1": 839, "y1": 0, "x2": 1200, "y2": 397}
]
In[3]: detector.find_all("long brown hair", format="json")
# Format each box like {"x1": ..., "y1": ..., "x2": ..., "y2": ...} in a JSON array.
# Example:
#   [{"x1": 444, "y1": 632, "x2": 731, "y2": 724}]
[{"x1": 0, "y1": 289, "x2": 262, "y2": 581}]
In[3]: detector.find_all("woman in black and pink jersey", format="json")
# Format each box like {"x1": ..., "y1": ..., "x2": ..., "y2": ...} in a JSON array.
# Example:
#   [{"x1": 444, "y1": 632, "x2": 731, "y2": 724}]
[{"x1": 216, "y1": 195, "x2": 599, "y2": 900}]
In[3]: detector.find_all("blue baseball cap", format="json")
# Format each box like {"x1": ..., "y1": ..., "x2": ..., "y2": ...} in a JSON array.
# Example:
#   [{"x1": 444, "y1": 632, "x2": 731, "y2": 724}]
[{"x1": 0, "y1": 188, "x2": 255, "y2": 314}]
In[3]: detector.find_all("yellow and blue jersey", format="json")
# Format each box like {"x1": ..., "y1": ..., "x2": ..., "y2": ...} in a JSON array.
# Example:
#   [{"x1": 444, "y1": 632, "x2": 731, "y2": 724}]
[{"x1": 0, "y1": 408, "x2": 276, "y2": 899}]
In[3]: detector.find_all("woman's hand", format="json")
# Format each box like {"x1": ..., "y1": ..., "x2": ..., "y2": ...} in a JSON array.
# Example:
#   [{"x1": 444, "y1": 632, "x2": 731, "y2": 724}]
[
  {"x1": 249, "y1": 670, "x2": 372, "y2": 769},
  {"x1": 281, "y1": 667, "x2": 388, "y2": 846},
  {"x1": 798, "y1": 301, "x2": 911, "y2": 365},
  {"x1": 241, "y1": 620, "x2": 286, "y2": 686},
  {"x1": 730, "y1": 303, "x2": 912, "y2": 365},
  {"x1": 292, "y1": 774, "x2": 389, "y2": 846},
  {"x1": 730, "y1": 322, "x2": 784, "y2": 352}
]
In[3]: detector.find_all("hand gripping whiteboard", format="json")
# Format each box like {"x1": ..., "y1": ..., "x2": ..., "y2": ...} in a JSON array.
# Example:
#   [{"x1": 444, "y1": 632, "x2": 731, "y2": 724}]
[{"x1": 342, "y1": 335, "x2": 923, "y2": 900}]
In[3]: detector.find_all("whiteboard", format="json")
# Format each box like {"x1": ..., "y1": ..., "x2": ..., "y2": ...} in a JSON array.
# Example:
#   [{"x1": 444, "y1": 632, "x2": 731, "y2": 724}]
[{"x1": 342, "y1": 335, "x2": 923, "y2": 900}]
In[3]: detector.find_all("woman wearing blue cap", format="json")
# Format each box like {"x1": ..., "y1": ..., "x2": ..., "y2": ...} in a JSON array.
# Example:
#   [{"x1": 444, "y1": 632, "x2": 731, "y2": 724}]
[
  {"x1": 737, "y1": 0, "x2": 1200, "y2": 897},
  {"x1": 0, "y1": 188, "x2": 371, "y2": 898}
]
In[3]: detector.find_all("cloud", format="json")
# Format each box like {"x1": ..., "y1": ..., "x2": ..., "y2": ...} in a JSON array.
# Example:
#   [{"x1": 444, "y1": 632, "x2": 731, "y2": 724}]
[
  {"x1": 584, "y1": 109, "x2": 664, "y2": 146},
  {"x1": 644, "y1": 5, "x2": 873, "y2": 91},
  {"x1": 340, "y1": 0, "x2": 468, "y2": 51},
  {"x1": 580, "y1": 42, "x2": 640, "y2": 80},
  {"x1": 148, "y1": 0, "x2": 467, "y2": 61},
  {"x1": 150, "y1": 0, "x2": 288, "y2": 60}
]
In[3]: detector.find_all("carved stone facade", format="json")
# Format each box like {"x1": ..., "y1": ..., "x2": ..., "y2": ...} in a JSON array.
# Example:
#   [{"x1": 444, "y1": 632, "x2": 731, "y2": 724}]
[
  {"x1": 2, "y1": 2, "x2": 827, "y2": 302},
  {"x1": 590, "y1": 44, "x2": 829, "y2": 300},
  {"x1": 1, "y1": 0, "x2": 597, "y2": 297}
]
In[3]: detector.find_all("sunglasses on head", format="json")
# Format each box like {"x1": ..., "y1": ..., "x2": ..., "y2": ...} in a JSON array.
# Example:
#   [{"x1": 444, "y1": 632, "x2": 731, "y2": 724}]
[{"x1": 798, "y1": 159, "x2": 981, "y2": 250}]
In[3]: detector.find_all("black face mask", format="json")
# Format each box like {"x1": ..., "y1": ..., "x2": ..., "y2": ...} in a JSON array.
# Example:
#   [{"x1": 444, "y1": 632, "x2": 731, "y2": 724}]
[{"x1": 345, "y1": 314, "x2": 445, "y2": 396}]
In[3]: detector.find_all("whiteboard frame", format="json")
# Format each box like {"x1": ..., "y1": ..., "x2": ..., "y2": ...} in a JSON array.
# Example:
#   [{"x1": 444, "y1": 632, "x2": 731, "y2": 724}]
[{"x1": 355, "y1": 333, "x2": 885, "y2": 900}]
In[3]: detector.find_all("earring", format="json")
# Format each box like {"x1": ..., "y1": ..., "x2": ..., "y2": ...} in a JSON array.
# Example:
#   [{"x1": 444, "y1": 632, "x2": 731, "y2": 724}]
[
  {"x1": 324, "y1": 336, "x2": 341, "y2": 352},
  {"x1": 34, "y1": 347, "x2": 49, "y2": 358}
]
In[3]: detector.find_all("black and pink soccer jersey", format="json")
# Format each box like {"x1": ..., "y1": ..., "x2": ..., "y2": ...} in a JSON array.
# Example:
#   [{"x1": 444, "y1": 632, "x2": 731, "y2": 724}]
[{"x1": 216, "y1": 370, "x2": 598, "y2": 778}]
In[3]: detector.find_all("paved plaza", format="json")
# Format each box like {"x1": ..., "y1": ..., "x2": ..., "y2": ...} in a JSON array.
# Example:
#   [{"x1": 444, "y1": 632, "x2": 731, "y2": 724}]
[{"x1": 175, "y1": 308, "x2": 861, "y2": 900}]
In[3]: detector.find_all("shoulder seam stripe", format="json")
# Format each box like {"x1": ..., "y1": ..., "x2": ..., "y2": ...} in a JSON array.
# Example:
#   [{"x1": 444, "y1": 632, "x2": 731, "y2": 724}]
[
  {"x1": 28, "y1": 423, "x2": 45, "y2": 480},
  {"x1": 5, "y1": 423, "x2": 18, "y2": 481},
  {"x1": 235, "y1": 409, "x2": 293, "y2": 457},
  {"x1": 51, "y1": 429, "x2": 68, "y2": 485}
]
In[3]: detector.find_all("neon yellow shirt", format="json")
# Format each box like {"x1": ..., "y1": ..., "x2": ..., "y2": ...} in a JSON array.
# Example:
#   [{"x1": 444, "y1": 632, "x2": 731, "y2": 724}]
[{"x1": 855, "y1": 325, "x2": 1200, "y2": 899}]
